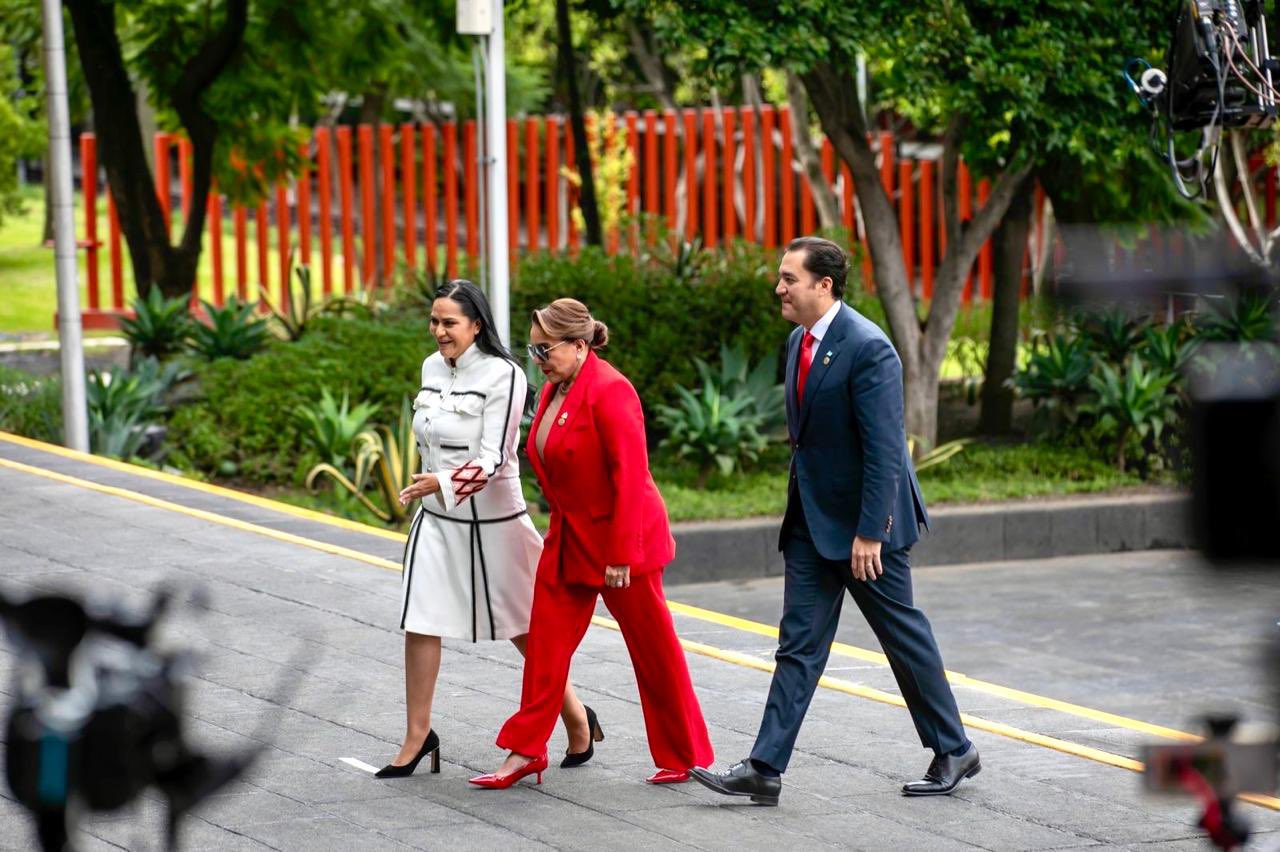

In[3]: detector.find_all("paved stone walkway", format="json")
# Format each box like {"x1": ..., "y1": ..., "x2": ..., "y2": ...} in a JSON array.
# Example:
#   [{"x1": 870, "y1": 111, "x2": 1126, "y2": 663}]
[{"x1": 1, "y1": 438, "x2": 1278, "y2": 850}]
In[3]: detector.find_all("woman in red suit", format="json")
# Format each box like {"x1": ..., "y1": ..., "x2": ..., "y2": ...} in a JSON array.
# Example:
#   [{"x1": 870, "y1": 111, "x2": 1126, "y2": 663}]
[{"x1": 469, "y1": 298, "x2": 714, "y2": 789}]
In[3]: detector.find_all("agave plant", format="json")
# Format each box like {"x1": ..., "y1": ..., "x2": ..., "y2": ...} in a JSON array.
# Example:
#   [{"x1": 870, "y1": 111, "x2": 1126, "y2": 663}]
[
  {"x1": 1010, "y1": 331, "x2": 1095, "y2": 432},
  {"x1": 84, "y1": 357, "x2": 188, "y2": 458},
  {"x1": 261, "y1": 264, "x2": 332, "y2": 342},
  {"x1": 294, "y1": 388, "x2": 379, "y2": 471},
  {"x1": 1196, "y1": 290, "x2": 1278, "y2": 342},
  {"x1": 1079, "y1": 354, "x2": 1179, "y2": 472},
  {"x1": 654, "y1": 380, "x2": 767, "y2": 486},
  {"x1": 692, "y1": 344, "x2": 786, "y2": 440},
  {"x1": 306, "y1": 397, "x2": 419, "y2": 524},
  {"x1": 188, "y1": 298, "x2": 271, "y2": 361},
  {"x1": 1079, "y1": 309, "x2": 1150, "y2": 365},
  {"x1": 119, "y1": 287, "x2": 193, "y2": 363},
  {"x1": 1139, "y1": 321, "x2": 1200, "y2": 379}
]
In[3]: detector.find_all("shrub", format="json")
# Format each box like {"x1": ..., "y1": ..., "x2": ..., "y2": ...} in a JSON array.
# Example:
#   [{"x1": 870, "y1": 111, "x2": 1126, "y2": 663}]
[
  {"x1": 693, "y1": 343, "x2": 786, "y2": 441},
  {"x1": 1011, "y1": 331, "x2": 1095, "y2": 434},
  {"x1": 306, "y1": 397, "x2": 418, "y2": 523},
  {"x1": 120, "y1": 288, "x2": 193, "y2": 362},
  {"x1": 1080, "y1": 354, "x2": 1180, "y2": 473},
  {"x1": 85, "y1": 358, "x2": 188, "y2": 458},
  {"x1": 654, "y1": 379, "x2": 768, "y2": 485},
  {"x1": 294, "y1": 388, "x2": 380, "y2": 471},
  {"x1": 189, "y1": 298, "x2": 271, "y2": 361},
  {"x1": 166, "y1": 314, "x2": 428, "y2": 480},
  {"x1": 0, "y1": 365, "x2": 62, "y2": 443}
]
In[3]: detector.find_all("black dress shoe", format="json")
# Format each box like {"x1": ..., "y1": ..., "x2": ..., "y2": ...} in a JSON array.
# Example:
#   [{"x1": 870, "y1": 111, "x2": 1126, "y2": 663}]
[
  {"x1": 902, "y1": 746, "x2": 980, "y2": 796},
  {"x1": 688, "y1": 760, "x2": 781, "y2": 806}
]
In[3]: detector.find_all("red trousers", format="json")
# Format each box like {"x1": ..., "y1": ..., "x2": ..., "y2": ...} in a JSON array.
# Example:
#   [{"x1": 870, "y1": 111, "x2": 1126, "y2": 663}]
[{"x1": 496, "y1": 570, "x2": 714, "y2": 770}]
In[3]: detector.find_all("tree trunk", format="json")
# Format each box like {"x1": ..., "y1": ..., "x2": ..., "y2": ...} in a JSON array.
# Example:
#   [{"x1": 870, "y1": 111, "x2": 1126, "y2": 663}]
[
  {"x1": 65, "y1": 0, "x2": 246, "y2": 299},
  {"x1": 627, "y1": 22, "x2": 678, "y2": 115},
  {"x1": 799, "y1": 60, "x2": 1032, "y2": 451},
  {"x1": 785, "y1": 72, "x2": 840, "y2": 231},
  {"x1": 556, "y1": 0, "x2": 601, "y2": 246},
  {"x1": 978, "y1": 176, "x2": 1033, "y2": 435}
]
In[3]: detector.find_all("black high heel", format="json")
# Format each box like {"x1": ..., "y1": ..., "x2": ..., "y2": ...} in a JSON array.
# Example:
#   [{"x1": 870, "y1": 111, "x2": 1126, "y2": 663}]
[
  {"x1": 560, "y1": 706, "x2": 604, "y2": 768},
  {"x1": 375, "y1": 729, "x2": 441, "y2": 778}
]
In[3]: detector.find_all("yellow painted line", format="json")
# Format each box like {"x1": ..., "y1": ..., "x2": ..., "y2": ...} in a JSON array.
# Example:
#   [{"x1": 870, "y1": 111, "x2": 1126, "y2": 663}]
[
  {"x1": 9, "y1": 441, "x2": 1273, "y2": 807},
  {"x1": 666, "y1": 600, "x2": 1201, "y2": 744},
  {"x1": 0, "y1": 457, "x2": 402, "y2": 573},
  {"x1": 0, "y1": 431, "x2": 406, "y2": 543},
  {"x1": 590, "y1": 615, "x2": 1280, "y2": 811}
]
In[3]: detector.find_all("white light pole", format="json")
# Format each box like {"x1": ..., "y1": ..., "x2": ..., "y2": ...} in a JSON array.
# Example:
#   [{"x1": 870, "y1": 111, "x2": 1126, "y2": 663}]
[
  {"x1": 41, "y1": 0, "x2": 89, "y2": 452},
  {"x1": 485, "y1": 0, "x2": 510, "y2": 346},
  {"x1": 458, "y1": 0, "x2": 510, "y2": 346}
]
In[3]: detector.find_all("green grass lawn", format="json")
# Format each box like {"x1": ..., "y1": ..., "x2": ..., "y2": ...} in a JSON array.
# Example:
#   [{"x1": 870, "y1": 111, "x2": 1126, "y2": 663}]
[{"x1": 0, "y1": 185, "x2": 360, "y2": 337}]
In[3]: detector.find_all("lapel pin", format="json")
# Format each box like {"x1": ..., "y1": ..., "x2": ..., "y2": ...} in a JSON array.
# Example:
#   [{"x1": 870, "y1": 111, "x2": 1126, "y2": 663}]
[
  {"x1": 823, "y1": 353, "x2": 832, "y2": 365},
  {"x1": 557, "y1": 413, "x2": 567, "y2": 426}
]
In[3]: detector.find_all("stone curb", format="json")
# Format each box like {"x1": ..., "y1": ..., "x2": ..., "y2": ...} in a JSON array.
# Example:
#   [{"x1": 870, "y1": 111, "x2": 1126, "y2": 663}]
[{"x1": 665, "y1": 492, "x2": 1192, "y2": 585}]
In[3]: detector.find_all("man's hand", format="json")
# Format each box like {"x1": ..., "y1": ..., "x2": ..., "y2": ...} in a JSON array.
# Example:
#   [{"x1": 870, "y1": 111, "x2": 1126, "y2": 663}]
[{"x1": 851, "y1": 535, "x2": 883, "y2": 582}]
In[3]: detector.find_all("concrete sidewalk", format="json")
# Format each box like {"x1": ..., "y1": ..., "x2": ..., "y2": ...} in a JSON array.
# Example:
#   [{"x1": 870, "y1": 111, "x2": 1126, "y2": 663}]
[{"x1": 0, "y1": 448, "x2": 1277, "y2": 850}]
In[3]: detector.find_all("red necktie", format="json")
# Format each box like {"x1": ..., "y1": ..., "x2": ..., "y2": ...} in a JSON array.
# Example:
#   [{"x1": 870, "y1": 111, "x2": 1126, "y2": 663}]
[{"x1": 796, "y1": 331, "x2": 816, "y2": 404}]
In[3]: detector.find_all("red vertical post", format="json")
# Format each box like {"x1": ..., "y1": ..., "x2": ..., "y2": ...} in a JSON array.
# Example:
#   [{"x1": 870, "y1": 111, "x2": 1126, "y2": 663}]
[
  {"x1": 233, "y1": 204, "x2": 248, "y2": 300},
  {"x1": 899, "y1": 159, "x2": 914, "y2": 292},
  {"x1": 626, "y1": 111, "x2": 640, "y2": 251},
  {"x1": 276, "y1": 181, "x2": 290, "y2": 306},
  {"x1": 256, "y1": 201, "x2": 270, "y2": 297},
  {"x1": 920, "y1": 160, "x2": 935, "y2": 300},
  {"x1": 443, "y1": 122, "x2": 459, "y2": 277},
  {"x1": 761, "y1": 106, "x2": 776, "y2": 249},
  {"x1": 358, "y1": 124, "x2": 375, "y2": 286},
  {"x1": 154, "y1": 132, "x2": 171, "y2": 236},
  {"x1": 401, "y1": 124, "x2": 416, "y2": 271},
  {"x1": 958, "y1": 161, "x2": 973, "y2": 303},
  {"x1": 422, "y1": 124, "x2": 438, "y2": 274},
  {"x1": 107, "y1": 192, "x2": 123, "y2": 309},
  {"x1": 978, "y1": 178, "x2": 992, "y2": 300},
  {"x1": 80, "y1": 133, "x2": 99, "y2": 311},
  {"x1": 779, "y1": 107, "x2": 795, "y2": 244},
  {"x1": 209, "y1": 186, "x2": 224, "y2": 305},
  {"x1": 722, "y1": 108, "x2": 736, "y2": 243},
  {"x1": 683, "y1": 109, "x2": 698, "y2": 241},
  {"x1": 178, "y1": 137, "x2": 193, "y2": 223},
  {"x1": 741, "y1": 109, "x2": 755, "y2": 244},
  {"x1": 702, "y1": 110, "x2": 717, "y2": 247},
  {"x1": 565, "y1": 125, "x2": 578, "y2": 252},
  {"x1": 525, "y1": 117, "x2": 540, "y2": 251},
  {"x1": 315, "y1": 128, "x2": 333, "y2": 295},
  {"x1": 663, "y1": 111, "x2": 677, "y2": 236},
  {"x1": 878, "y1": 131, "x2": 894, "y2": 197},
  {"x1": 507, "y1": 119, "x2": 519, "y2": 263},
  {"x1": 464, "y1": 120, "x2": 478, "y2": 275},
  {"x1": 297, "y1": 150, "x2": 312, "y2": 274},
  {"x1": 545, "y1": 116, "x2": 560, "y2": 253},
  {"x1": 336, "y1": 126, "x2": 356, "y2": 294},
  {"x1": 841, "y1": 162, "x2": 854, "y2": 235},
  {"x1": 643, "y1": 110, "x2": 658, "y2": 245},
  {"x1": 379, "y1": 124, "x2": 395, "y2": 282}
]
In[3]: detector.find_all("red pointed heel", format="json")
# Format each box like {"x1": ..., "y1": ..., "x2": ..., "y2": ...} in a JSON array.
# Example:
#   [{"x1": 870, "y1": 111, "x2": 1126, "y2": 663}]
[{"x1": 468, "y1": 753, "x2": 549, "y2": 789}]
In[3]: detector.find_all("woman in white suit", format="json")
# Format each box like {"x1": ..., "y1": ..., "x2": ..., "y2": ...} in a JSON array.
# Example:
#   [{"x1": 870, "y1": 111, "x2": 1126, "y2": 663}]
[{"x1": 375, "y1": 280, "x2": 598, "y2": 778}]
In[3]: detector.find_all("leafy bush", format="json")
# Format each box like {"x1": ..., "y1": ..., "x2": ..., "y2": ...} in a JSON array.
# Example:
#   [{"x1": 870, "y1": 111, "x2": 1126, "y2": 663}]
[
  {"x1": 511, "y1": 244, "x2": 792, "y2": 418},
  {"x1": 693, "y1": 344, "x2": 786, "y2": 440},
  {"x1": 120, "y1": 288, "x2": 193, "y2": 362},
  {"x1": 1079, "y1": 309, "x2": 1149, "y2": 364},
  {"x1": 1011, "y1": 331, "x2": 1095, "y2": 433},
  {"x1": 189, "y1": 298, "x2": 271, "y2": 361},
  {"x1": 0, "y1": 365, "x2": 62, "y2": 442},
  {"x1": 166, "y1": 314, "x2": 428, "y2": 480},
  {"x1": 1079, "y1": 355, "x2": 1179, "y2": 472},
  {"x1": 294, "y1": 388, "x2": 380, "y2": 471},
  {"x1": 1196, "y1": 290, "x2": 1277, "y2": 342}
]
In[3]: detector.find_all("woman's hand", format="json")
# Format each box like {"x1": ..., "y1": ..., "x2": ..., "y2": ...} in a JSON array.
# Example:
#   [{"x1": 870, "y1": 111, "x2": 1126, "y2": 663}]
[
  {"x1": 398, "y1": 473, "x2": 441, "y2": 505},
  {"x1": 604, "y1": 565, "x2": 631, "y2": 589}
]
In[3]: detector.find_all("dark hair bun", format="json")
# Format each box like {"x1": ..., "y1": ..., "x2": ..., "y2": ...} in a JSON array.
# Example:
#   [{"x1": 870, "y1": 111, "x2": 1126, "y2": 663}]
[{"x1": 590, "y1": 320, "x2": 609, "y2": 349}]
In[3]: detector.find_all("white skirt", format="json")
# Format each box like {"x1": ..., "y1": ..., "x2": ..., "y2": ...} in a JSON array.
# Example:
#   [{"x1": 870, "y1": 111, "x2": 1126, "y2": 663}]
[{"x1": 398, "y1": 489, "x2": 543, "y2": 641}]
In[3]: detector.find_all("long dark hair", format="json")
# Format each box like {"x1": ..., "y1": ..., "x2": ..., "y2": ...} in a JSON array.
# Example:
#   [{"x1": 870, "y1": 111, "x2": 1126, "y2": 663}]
[
  {"x1": 434, "y1": 279, "x2": 534, "y2": 414},
  {"x1": 435, "y1": 279, "x2": 514, "y2": 362}
]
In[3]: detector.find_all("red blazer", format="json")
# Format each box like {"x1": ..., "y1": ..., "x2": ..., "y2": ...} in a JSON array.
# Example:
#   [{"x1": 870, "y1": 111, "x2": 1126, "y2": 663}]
[{"x1": 526, "y1": 351, "x2": 676, "y2": 586}]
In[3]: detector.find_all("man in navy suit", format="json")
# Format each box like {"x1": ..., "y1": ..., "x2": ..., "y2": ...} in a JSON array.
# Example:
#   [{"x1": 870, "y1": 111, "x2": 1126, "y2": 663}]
[{"x1": 689, "y1": 236, "x2": 978, "y2": 805}]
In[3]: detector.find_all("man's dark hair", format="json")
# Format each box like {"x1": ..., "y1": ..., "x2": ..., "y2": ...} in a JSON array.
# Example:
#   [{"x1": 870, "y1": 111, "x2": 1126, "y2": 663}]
[{"x1": 786, "y1": 236, "x2": 848, "y2": 299}]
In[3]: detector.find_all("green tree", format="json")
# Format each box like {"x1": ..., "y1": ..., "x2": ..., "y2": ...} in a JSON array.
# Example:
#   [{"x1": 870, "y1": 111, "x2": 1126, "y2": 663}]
[
  {"x1": 0, "y1": 42, "x2": 42, "y2": 227},
  {"x1": 634, "y1": 0, "x2": 1176, "y2": 450}
]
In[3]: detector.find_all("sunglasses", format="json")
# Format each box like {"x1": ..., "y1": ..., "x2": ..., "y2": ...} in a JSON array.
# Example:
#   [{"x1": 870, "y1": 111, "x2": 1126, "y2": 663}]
[{"x1": 525, "y1": 340, "x2": 571, "y2": 362}]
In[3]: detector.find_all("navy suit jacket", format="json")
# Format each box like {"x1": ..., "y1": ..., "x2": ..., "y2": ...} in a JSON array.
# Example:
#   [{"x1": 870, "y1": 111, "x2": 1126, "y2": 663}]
[{"x1": 782, "y1": 302, "x2": 930, "y2": 558}]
